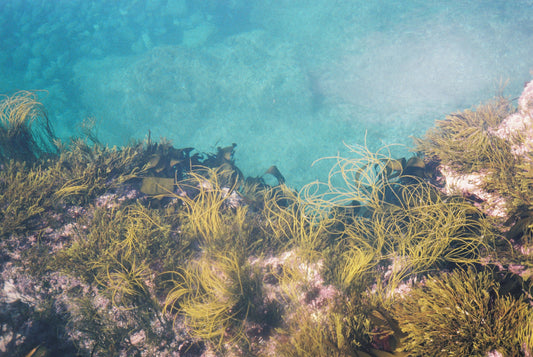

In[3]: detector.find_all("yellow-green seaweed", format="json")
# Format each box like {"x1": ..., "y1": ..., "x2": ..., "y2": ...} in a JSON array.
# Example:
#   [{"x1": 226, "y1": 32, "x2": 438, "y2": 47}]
[
  {"x1": 393, "y1": 268, "x2": 532, "y2": 356},
  {"x1": 163, "y1": 251, "x2": 261, "y2": 350},
  {"x1": 413, "y1": 97, "x2": 514, "y2": 173},
  {"x1": 0, "y1": 90, "x2": 57, "y2": 163},
  {"x1": 0, "y1": 160, "x2": 59, "y2": 237},
  {"x1": 300, "y1": 144, "x2": 495, "y2": 302}
]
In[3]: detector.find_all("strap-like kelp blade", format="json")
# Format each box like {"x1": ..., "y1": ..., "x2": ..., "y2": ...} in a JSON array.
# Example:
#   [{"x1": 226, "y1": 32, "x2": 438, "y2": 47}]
[
  {"x1": 263, "y1": 165, "x2": 286, "y2": 185},
  {"x1": 140, "y1": 177, "x2": 175, "y2": 196}
]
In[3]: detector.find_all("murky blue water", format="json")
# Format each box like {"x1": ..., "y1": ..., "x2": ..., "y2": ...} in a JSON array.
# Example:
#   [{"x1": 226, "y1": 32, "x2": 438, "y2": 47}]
[{"x1": 1, "y1": 0, "x2": 532, "y2": 187}]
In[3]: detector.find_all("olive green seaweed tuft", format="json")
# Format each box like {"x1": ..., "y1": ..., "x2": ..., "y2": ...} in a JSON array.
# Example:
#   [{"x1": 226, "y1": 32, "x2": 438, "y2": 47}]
[
  {"x1": 0, "y1": 160, "x2": 59, "y2": 237},
  {"x1": 274, "y1": 297, "x2": 377, "y2": 357},
  {"x1": 163, "y1": 251, "x2": 262, "y2": 350},
  {"x1": 262, "y1": 184, "x2": 335, "y2": 261},
  {"x1": 53, "y1": 138, "x2": 153, "y2": 204},
  {"x1": 394, "y1": 268, "x2": 533, "y2": 356},
  {"x1": 0, "y1": 90, "x2": 57, "y2": 163},
  {"x1": 413, "y1": 97, "x2": 514, "y2": 173}
]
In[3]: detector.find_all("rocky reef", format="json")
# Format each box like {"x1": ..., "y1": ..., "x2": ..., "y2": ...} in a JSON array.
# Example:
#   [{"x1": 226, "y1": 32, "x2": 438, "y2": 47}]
[{"x1": 1, "y1": 84, "x2": 533, "y2": 356}]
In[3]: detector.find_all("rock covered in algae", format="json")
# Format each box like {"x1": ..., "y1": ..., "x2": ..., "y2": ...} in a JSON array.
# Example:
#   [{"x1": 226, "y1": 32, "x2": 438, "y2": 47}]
[{"x1": 439, "y1": 79, "x2": 533, "y2": 221}]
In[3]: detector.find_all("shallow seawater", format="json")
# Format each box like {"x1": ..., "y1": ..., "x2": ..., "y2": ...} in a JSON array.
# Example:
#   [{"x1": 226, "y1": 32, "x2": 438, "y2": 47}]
[{"x1": 1, "y1": 0, "x2": 532, "y2": 187}]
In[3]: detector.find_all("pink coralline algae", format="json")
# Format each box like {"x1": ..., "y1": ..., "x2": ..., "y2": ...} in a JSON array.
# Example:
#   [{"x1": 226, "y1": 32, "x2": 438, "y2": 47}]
[{"x1": 491, "y1": 80, "x2": 533, "y2": 156}]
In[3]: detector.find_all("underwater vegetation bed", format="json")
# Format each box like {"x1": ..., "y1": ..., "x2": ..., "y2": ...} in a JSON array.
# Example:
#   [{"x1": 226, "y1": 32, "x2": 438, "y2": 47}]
[{"x1": 1, "y1": 85, "x2": 533, "y2": 357}]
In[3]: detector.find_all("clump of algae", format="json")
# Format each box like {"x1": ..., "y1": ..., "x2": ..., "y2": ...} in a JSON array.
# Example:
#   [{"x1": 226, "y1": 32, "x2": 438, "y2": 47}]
[
  {"x1": 413, "y1": 97, "x2": 514, "y2": 174},
  {"x1": 0, "y1": 90, "x2": 57, "y2": 163},
  {"x1": 393, "y1": 268, "x2": 532, "y2": 356}
]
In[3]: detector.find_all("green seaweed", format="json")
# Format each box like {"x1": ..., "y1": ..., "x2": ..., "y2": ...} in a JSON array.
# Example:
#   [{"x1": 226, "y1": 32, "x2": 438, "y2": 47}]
[
  {"x1": 101, "y1": 256, "x2": 152, "y2": 310},
  {"x1": 413, "y1": 97, "x2": 514, "y2": 173},
  {"x1": 274, "y1": 309, "x2": 371, "y2": 357},
  {"x1": 49, "y1": 202, "x2": 189, "y2": 353},
  {"x1": 0, "y1": 90, "x2": 57, "y2": 163},
  {"x1": 412, "y1": 95, "x2": 533, "y2": 267},
  {"x1": 53, "y1": 138, "x2": 151, "y2": 204},
  {"x1": 300, "y1": 144, "x2": 495, "y2": 302},
  {"x1": 66, "y1": 295, "x2": 133, "y2": 356},
  {"x1": 393, "y1": 267, "x2": 533, "y2": 356},
  {"x1": 52, "y1": 202, "x2": 185, "y2": 289},
  {"x1": 0, "y1": 160, "x2": 59, "y2": 237},
  {"x1": 262, "y1": 183, "x2": 334, "y2": 261},
  {"x1": 273, "y1": 287, "x2": 401, "y2": 357},
  {"x1": 163, "y1": 251, "x2": 263, "y2": 351},
  {"x1": 173, "y1": 166, "x2": 269, "y2": 256}
]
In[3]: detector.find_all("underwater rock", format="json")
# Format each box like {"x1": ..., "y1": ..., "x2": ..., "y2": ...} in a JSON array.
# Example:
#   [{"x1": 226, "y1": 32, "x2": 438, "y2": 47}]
[
  {"x1": 440, "y1": 166, "x2": 509, "y2": 218},
  {"x1": 491, "y1": 80, "x2": 533, "y2": 155}
]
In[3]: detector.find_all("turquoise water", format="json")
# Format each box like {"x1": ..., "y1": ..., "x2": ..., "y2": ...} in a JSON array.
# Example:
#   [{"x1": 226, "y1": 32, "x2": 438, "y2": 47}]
[{"x1": 1, "y1": 0, "x2": 532, "y2": 187}]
